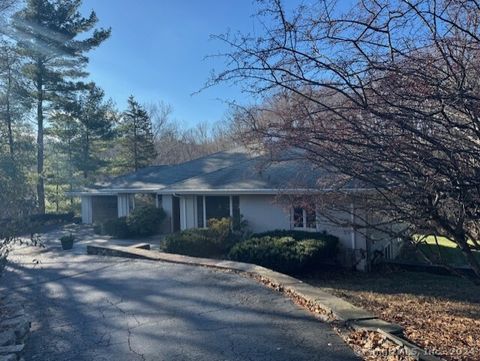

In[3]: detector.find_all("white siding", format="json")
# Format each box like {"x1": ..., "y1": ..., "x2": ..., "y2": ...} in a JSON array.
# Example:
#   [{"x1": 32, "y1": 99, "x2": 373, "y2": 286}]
[
  {"x1": 317, "y1": 215, "x2": 365, "y2": 251},
  {"x1": 239, "y1": 195, "x2": 291, "y2": 232},
  {"x1": 174, "y1": 193, "x2": 365, "y2": 257},
  {"x1": 239, "y1": 195, "x2": 365, "y2": 254},
  {"x1": 81, "y1": 196, "x2": 92, "y2": 224}
]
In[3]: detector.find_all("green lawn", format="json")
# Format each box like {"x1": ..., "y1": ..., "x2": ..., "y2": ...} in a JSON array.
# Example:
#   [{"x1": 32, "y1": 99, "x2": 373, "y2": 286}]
[{"x1": 404, "y1": 235, "x2": 480, "y2": 267}]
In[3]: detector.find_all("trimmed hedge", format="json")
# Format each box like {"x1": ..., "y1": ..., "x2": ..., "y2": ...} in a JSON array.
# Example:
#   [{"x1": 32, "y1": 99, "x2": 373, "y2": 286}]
[
  {"x1": 251, "y1": 229, "x2": 338, "y2": 243},
  {"x1": 164, "y1": 218, "x2": 235, "y2": 257},
  {"x1": 164, "y1": 228, "x2": 224, "y2": 257},
  {"x1": 228, "y1": 231, "x2": 338, "y2": 274},
  {"x1": 28, "y1": 212, "x2": 75, "y2": 223}
]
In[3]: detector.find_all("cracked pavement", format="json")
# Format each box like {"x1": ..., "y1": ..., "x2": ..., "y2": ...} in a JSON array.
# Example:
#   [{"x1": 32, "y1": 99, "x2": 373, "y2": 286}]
[{"x1": 1, "y1": 240, "x2": 360, "y2": 361}]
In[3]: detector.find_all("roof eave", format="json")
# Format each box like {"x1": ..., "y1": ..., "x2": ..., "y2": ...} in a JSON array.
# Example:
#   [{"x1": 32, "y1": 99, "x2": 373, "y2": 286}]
[
  {"x1": 67, "y1": 188, "x2": 162, "y2": 196},
  {"x1": 158, "y1": 188, "x2": 373, "y2": 195}
]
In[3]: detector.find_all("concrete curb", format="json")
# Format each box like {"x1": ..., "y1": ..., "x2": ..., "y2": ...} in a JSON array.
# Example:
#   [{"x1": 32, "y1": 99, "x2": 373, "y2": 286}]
[{"x1": 86, "y1": 244, "x2": 443, "y2": 361}]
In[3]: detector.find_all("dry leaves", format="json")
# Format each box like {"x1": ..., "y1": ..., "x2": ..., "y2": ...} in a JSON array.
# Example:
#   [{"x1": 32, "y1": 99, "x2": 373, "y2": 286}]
[
  {"x1": 304, "y1": 271, "x2": 480, "y2": 361},
  {"x1": 344, "y1": 330, "x2": 416, "y2": 361}
]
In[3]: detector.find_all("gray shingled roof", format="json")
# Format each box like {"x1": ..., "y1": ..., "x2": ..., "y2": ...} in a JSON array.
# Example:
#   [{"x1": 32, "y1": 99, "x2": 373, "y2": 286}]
[
  {"x1": 73, "y1": 147, "x2": 364, "y2": 195},
  {"x1": 160, "y1": 157, "x2": 320, "y2": 193},
  {"x1": 74, "y1": 148, "x2": 255, "y2": 194},
  {"x1": 160, "y1": 150, "x2": 362, "y2": 194}
]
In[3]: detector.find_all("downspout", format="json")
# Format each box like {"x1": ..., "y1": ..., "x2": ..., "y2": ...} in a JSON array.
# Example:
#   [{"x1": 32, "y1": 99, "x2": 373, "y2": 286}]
[
  {"x1": 203, "y1": 196, "x2": 206, "y2": 228},
  {"x1": 350, "y1": 199, "x2": 360, "y2": 269},
  {"x1": 350, "y1": 200, "x2": 357, "y2": 250}
]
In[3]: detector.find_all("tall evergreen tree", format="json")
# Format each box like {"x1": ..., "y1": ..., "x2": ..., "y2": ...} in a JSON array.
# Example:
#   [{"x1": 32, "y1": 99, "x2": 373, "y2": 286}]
[
  {"x1": 12, "y1": 0, "x2": 110, "y2": 213},
  {"x1": 0, "y1": 41, "x2": 31, "y2": 157},
  {"x1": 119, "y1": 96, "x2": 156, "y2": 172},
  {"x1": 50, "y1": 84, "x2": 115, "y2": 183}
]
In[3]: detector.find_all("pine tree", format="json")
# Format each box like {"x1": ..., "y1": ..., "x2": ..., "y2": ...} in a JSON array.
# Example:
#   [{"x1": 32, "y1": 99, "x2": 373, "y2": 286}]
[
  {"x1": 0, "y1": 40, "x2": 31, "y2": 157},
  {"x1": 48, "y1": 84, "x2": 115, "y2": 207},
  {"x1": 119, "y1": 96, "x2": 156, "y2": 172},
  {"x1": 72, "y1": 85, "x2": 115, "y2": 180},
  {"x1": 12, "y1": 0, "x2": 110, "y2": 213}
]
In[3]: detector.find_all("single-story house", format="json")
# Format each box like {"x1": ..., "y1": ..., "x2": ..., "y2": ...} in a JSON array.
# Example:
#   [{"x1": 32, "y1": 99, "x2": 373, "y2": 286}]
[{"x1": 70, "y1": 148, "x2": 400, "y2": 268}]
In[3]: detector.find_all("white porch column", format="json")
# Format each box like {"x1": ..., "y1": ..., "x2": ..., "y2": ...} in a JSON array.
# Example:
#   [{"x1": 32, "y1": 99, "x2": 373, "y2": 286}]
[
  {"x1": 81, "y1": 196, "x2": 93, "y2": 224},
  {"x1": 180, "y1": 197, "x2": 186, "y2": 230},
  {"x1": 117, "y1": 194, "x2": 131, "y2": 217}
]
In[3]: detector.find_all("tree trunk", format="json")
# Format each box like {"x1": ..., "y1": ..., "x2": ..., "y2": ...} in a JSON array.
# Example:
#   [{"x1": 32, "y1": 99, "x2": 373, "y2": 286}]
[
  {"x1": 448, "y1": 230, "x2": 480, "y2": 284},
  {"x1": 455, "y1": 238, "x2": 480, "y2": 283},
  {"x1": 5, "y1": 55, "x2": 14, "y2": 157},
  {"x1": 68, "y1": 137, "x2": 73, "y2": 205},
  {"x1": 133, "y1": 116, "x2": 138, "y2": 172},
  {"x1": 83, "y1": 131, "x2": 89, "y2": 179},
  {"x1": 36, "y1": 69, "x2": 45, "y2": 214}
]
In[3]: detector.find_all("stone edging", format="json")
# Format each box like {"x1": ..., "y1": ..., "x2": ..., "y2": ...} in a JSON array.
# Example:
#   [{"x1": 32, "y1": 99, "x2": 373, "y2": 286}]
[
  {"x1": 0, "y1": 296, "x2": 31, "y2": 361},
  {"x1": 86, "y1": 243, "x2": 444, "y2": 361}
]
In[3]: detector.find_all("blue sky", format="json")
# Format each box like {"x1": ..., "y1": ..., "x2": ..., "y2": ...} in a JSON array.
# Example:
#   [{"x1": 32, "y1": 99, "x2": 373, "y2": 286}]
[{"x1": 80, "y1": 0, "x2": 264, "y2": 126}]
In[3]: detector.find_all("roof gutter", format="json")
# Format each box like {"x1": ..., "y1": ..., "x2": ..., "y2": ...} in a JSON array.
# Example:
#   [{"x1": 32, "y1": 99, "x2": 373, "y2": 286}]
[
  {"x1": 157, "y1": 188, "x2": 375, "y2": 195},
  {"x1": 66, "y1": 188, "x2": 162, "y2": 197},
  {"x1": 68, "y1": 187, "x2": 375, "y2": 197}
]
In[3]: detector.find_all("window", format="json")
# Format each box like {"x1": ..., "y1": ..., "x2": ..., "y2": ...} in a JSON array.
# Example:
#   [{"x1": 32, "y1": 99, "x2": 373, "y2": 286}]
[
  {"x1": 293, "y1": 206, "x2": 317, "y2": 230},
  {"x1": 306, "y1": 208, "x2": 316, "y2": 228},
  {"x1": 293, "y1": 207, "x2": 304, "y2": 228},
  {"x1": 205, "y1": 196, "x2": 230, "y2": 220},
  {"x1": 134, "y1": 193, "x2": 156, "y2": 208},
  {"x1": 196, "y1": 195, "x2": 240, "y2": 228}
]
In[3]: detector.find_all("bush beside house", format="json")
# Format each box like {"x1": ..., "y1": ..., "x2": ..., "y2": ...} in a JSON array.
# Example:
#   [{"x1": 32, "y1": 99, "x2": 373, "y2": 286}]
[
  {"x1": 228, "y1": 231, "x2": 339, "y2": 274},
  {"x1": 96, "y1": 205, "x2": 166, "y2": 238},
  {"x1": 102, "y1": 217, "x2": 131, "y2": 238},
  {"x1": 127, "y1": 206, "x2": 166, "y2": 237},
  {"x1": 165, "y1": 222, "x2": 338, "y2": 274},
  {"x1": 164, "y1": 218, "x2": 234, "y2": 257}
]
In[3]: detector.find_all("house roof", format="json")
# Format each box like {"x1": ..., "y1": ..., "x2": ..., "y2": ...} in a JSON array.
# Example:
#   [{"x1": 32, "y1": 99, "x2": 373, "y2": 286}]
[
  {"x1": 71, "y1": 147, "x2": 366, "y2": 196},
  {"x1": 160, "y1": 150, "x2": 364, "y2": 194},
  {"x1": 71, "y1": 147, "x2": 256, "y2": 195}
]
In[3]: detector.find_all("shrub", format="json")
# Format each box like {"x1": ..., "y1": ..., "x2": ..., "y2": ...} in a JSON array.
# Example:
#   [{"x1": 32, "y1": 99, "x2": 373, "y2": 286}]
[
  {"x1": 100, "y1": 205, "x2": 166, "y2": 238},
  {"x1": 29, "y1": 212, "x2": 75, "y2": 224},
  {"x1": 103, "y1": 217, "x2": 131, "y2": 238},
  {"x1": 252, "y1": 229, "x2": 338, "y2": 243},
  {"x1": 164, "y1": 217, "x2": 243, "y2": 257},
  {"x1": 93, "y1": 222, "x2": 103, "y2": 235},
  {"x1": 126, "y1": 205, "x2": 166, "y2": 237},
  {"x1": 164, "y1": 228, "x2": 222, "y2": 257},
  {"x1": 60, "y1": 234, "x2": 75, "y2": 243},
  {"x1": 23, "y1": 212, "x2": 76, "y2": 234},
  {"x1": 228, "y1": 232, "x2": 338, "y2": 274}
]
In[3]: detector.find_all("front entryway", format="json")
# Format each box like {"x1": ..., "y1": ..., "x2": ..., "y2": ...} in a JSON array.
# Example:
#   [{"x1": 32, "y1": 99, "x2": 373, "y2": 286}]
[{"x1": 172, "y1": 196, "x2": 180, "y2": 232}]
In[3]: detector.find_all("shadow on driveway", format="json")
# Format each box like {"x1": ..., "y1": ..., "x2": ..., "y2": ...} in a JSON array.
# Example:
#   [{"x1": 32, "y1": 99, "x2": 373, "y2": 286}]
[{"x1": 1, "y1": 241, "x2": 360, "y2": 361}]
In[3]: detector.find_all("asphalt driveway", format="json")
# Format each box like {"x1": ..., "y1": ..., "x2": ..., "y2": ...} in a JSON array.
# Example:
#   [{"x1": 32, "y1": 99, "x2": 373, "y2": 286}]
[{"x1": 1, "y1": 241, "x2": 359, "y2": 361}]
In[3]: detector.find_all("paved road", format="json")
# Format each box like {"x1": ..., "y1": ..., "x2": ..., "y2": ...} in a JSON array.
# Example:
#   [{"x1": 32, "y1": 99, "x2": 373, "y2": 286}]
[{"x1": 1, "y1": 241, "x2": 359, "y2": 361}]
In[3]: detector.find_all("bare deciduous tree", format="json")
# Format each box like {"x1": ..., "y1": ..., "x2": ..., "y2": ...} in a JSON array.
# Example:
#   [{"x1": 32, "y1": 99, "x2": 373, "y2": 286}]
[
  {"x1": 209, "y1": 0, "x2": 480, "y2": 280},
  {"x1": 147, "y1": 102, "x2": 239, "y2": 165}
]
